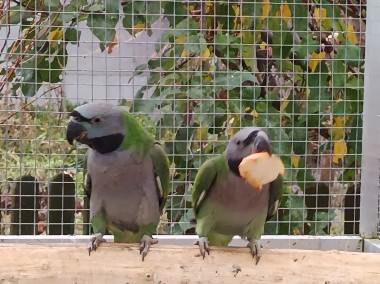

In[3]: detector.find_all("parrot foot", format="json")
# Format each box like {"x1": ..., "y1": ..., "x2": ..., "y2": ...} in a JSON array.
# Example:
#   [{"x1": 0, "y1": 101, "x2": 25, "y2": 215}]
[
  {"x1": 139, "y1": 235, "x2": 158, "y2": 262},
  {"x1": 247, "y1": 239, "x2": 262, "y2": 265},
  {"x1": 88, "y1": 233, "x2": 106, "y2": 256},
  {"x1": 194, "y1": 237, "x2": 210, "y2": 259}
]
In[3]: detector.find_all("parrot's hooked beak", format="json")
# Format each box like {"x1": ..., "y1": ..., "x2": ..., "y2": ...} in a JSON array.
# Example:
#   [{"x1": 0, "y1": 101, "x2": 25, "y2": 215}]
[
  {"x1": 252, "y1": 134, "x2": 271, "y2": 156},
  {"x1": 66, "y1": 120, "x2": 88, "y2": 145}
]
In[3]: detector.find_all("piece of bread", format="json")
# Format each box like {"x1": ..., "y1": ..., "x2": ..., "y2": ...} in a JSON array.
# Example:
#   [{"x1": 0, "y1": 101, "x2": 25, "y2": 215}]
[{"x1": 238, "y1": 152, "x2": 285, "y2": 190}]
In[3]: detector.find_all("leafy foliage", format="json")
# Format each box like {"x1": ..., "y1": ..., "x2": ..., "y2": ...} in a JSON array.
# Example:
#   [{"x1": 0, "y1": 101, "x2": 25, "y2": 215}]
[
  {"x1": 125, "y1": 0, "x2": 365, "y2": 235},
  {"x1": 0, "y1": 0, "x2": 366, "y2": 236}
]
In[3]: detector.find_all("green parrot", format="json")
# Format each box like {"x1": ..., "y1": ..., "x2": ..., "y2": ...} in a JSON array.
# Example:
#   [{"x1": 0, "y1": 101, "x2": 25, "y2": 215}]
[
  {"x1": 65, "y1": 102, "x2": 170, "y2": 261},
  {"x1": 192, "y1": 127, "x2": 283, "y2": 264}
]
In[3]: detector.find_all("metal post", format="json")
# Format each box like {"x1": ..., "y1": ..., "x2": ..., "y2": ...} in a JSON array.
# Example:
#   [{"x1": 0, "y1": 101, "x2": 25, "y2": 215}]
[{"x1": 360, "y1": 0, "x2": 380, "y2": 239}]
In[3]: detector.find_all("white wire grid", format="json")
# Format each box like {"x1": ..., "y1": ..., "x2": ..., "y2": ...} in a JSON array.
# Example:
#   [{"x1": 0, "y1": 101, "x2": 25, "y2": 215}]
[{"x1": 0, "y1": 0, "x2": 373, "y2": 243}]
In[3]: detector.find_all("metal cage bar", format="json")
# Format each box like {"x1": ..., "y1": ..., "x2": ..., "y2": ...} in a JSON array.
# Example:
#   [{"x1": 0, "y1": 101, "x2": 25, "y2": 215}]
[
  {"x1": 0, "y1": 0, "x2": 377, "y2": 250},
  {"x1": 360, "y1": 0, "x2": 380, "y2": 239}
]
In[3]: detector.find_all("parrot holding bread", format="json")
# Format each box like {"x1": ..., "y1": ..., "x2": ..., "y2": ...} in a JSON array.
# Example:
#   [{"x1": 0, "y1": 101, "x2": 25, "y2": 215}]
[
  {"x1": 192, "y1": 127, "x2": 284, "y2": 264},
  {"x1": 65, "y1": 102, "x2": 170, "y2": 261}
]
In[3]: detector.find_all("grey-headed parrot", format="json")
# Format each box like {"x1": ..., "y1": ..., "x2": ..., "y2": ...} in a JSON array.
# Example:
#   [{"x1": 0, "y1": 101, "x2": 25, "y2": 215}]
[
  {"x1": 65, "y1": 102, "x2": 170, "y2": 261},
  {"x1": 192, "y1": 127, "x2": 283, "y2": 264}
]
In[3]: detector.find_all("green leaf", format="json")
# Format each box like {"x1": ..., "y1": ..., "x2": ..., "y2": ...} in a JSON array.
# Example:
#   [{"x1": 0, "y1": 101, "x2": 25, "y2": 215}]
[
  {"x1": 241, "y1": 0, "x2": 260, "y2": 23},
  {"x1": 174, "y1": 126, "x2": 196, "y2": 166},
  {"x1": 286, "y1": 194, "x2": 306, "y2": 233},
  {"x1": 146, "y1": 1, "x2": 162, "y2": 24},
  {"x1": 298, "y1": 61, "x2": 330, "y2": 126},
  {"x1": 87, "y1": 5, "x2": 119, "y2": 51},
  {"x1": 215, "y1": 34, "x2": 232, "y2": 45},
  {"x1": 335, "y1": 44, "x2": 363, "y2": 67},
  {"x1": 332, "y1": 101, "x2": 346, "y2": 115},
  {"x1": 187, "y1": 88, "x2": 204, "y2": 100},
  {"x1": 44, "y1": 0, "x2": 61, "y2": 9},
  {"x1": 65, "y1": 28, "x2": 81, "y2": 44},
  {"x1": 268, "y1": 17, "x2": 293, "y2": 58},
  {"x1": 215, "y1": 3, "x2": 236, "y2": 33},
  {"x1": 122, "y1": 1, "x2": 161, "y2": 36},
  {"x1": 129, "y1": 63, "x2": 148, "y2": 82},
  {"x1": 242, "y1": 85, "x2": 262, "y2": 104},
  {"x1": 293, "y1": 35, "x2": 320, "y2": 59},
  {"x1": 297, "y1": 157, "x2": 316, "y2": 189},
  {"x1": 162, "y1": 0, "x2": 187, "y2": 27},
  {"x1": 159, "y1": 88, "x2": 183, "y2": 100},
  {"x1": 309, "y1": 210, "x2": 335, "y2": 235},
  {"x1": 290, "y1": 127, "x2": 307, "y2": 155},
  {"x1": 292, "y1": 2, "x2": 309, "y2": 39},
  {"x1": 0, "y1": 5, "x2": 24, "y2": 26},
  {"x1": 331, "y1": 60, "x2": 346, "y2": 88},
  {"x1": 212, "y1": 71, "x2": 257, "y2": 91},
  {"x1": 86, "y1": 3, "x2": 105, "y2": 12},
  {"x1": 131, "y1": 99, "x2": 157, "y2": 113},
  {"x1": 346, "y1": 75, "x2": 364, "y2": 90}
]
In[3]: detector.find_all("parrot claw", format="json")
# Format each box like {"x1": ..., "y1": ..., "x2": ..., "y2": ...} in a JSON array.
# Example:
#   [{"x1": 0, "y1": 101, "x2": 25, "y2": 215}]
[
  {"x1": 88, "y1": 233, "x2": 106, "y2": 256},
  {"x1": 139, "y1": 235, "x2": 158, "y2": 261},
  {"x1": 195, "y1": 237, "x2": 210, "y2": 259},
  {"x1": 247, "y1": 239, "x2": 262, "y2": 265}
]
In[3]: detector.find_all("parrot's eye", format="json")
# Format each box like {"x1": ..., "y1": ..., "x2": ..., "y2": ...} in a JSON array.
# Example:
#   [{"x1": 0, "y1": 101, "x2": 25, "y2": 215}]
[
  {"x1": 236, "y1": 140, "x2": 241, "y2": 146},
  {"x1": 92, "y1": 117, "x2": 101, "y2": 124}
]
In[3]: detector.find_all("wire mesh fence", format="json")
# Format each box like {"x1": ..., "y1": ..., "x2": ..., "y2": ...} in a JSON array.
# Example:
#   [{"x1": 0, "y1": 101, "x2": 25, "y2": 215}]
[{"x1": 0, "y1": 0, "x2": 372, "y2": 240}]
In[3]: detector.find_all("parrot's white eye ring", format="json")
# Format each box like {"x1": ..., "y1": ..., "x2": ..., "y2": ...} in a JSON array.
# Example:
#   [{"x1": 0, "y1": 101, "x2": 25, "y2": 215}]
[{"x1": 236, "y1": 140, "x2": 241, "y2": 145}]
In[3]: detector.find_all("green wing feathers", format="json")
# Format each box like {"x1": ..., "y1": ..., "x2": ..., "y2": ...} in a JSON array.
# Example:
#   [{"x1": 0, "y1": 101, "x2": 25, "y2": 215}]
[
  {"x1": 266, "y1": 174, "x2": 284, "y2": 221},
  {"x1": 192, "y1": 156, "x2": 220, "y2": 216},
  {"x1": 150, "y1": 142, "x2": 170, "y2": 213}
]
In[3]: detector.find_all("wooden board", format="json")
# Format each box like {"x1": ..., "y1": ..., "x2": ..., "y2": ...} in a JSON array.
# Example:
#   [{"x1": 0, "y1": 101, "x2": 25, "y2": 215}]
[{"x1": 0, "y1": 243, "x2": 379, "y2": 283}]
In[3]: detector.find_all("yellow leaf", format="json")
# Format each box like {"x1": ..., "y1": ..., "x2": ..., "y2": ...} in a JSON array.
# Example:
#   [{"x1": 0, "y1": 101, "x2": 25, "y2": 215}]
[
  {"x1": 205, "y1": 2, "x2": 213, "y2": 14},
  {"x1": 259, "y1": 41, "x2": 267, "y2": 50},
  {"x1": 232, "y1": 4, "x2": 240, "y2": 30},
  {"x1": 48, "y1": 29, "x2": 63, "y2": 42},
  {"x1": 202, "y1": 47, "x2": 211, "y2": 60},
  {"x1": 275, "y1": 2, "x2": 291, "y2": 19},
  {"x1": 333, "y1": 139, "x2": 347, "y2": 164},
  {"x1": 314, "y1": 8, "x2": 327, "y2": 22},
  {"x1": 280, "y1": 99, "x2": 289, "y2": 112},
  {"x1": 309, "y1": 51, "x2": 326, "y2": 72},
  {"x1": 331, "y1": 116, "x2": 349, "y2": 140},
  {"x1": 232, "y1": 4, "x2": 240, "y2": 16},
  {"x1": 134, "y1": 23, "x2": 146, "y2": 33},
  {"x1": 291, "y1": 154, "x2": 300, "y2": 168},
  {"x1": 175, "y1": 35, "x2": 187, "y2": 44},
  {"x1": 227, "y1": 116, "x2": 241, "y2": 137},
  {"x1": 196, "y1": 128, "x2": 208, "y2": 141},
  {"x1": 347, "y1": 24, "x2": 358, "y2": 45},
  {"x1": 181, "y1": 49, "x2": 187, "y2": 58},
  {"x1": 241, "y1": 17, "x2": 249, "y2": 27},
  {"x1": 261, "y1": 0, "x2": 271, "y2": 20},
  {"x1": 250, "y1": 110, "x2": 259, "y2": 119},
  {"x1": 204, "y1": 74, "x2": 213, "y2": 82},
  {"x1": 293, "y1": 229, "x2": 301, "y2": 235}
]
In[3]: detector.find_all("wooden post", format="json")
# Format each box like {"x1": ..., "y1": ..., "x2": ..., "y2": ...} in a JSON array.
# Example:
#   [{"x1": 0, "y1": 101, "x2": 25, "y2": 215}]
[
  {"x1": 10, "y1": 175, "x2": 39, "y2": 235},
  {"x1": 48, "y1": 173, "x2": 75, "y2": 235}
]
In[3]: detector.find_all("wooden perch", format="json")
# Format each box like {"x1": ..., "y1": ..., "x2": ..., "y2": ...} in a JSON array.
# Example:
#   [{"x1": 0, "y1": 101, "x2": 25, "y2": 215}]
[{"x1": 0, "y1": 243, "x2": 379, "y2": 283}]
